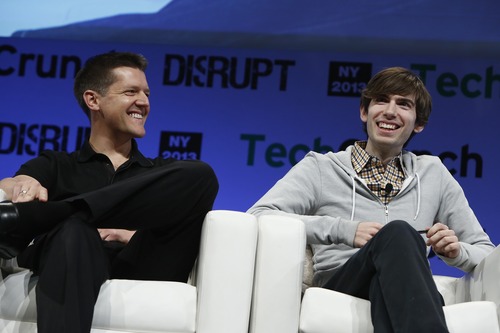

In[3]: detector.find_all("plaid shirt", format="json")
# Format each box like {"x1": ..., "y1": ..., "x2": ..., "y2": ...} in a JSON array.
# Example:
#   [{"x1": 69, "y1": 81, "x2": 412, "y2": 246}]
[{"x1": 351, "y1": 141, "x2": 405, "y2": 205}]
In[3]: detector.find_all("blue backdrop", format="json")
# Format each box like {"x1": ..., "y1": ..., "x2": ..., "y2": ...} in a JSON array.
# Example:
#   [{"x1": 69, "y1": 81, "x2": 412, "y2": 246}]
[{"x1": 1, "y1": 1, "x2": 499, "y2": 277}]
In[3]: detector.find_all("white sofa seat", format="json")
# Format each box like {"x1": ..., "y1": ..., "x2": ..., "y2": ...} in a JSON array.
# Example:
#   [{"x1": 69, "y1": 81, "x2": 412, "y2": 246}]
[{"x1": 0, "y1": 210, "x2": 258, "y2": 333}]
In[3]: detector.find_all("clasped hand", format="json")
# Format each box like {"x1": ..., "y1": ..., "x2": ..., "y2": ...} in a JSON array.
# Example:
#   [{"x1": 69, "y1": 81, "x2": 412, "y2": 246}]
[
  {"x1": 354, "y1": 221, "x2": 460, "y2": 259},
  {"x1": 424, "y1": 222, "x2": 460, "y2": 259},
  {"x1": 98, "y1": 229, "x2": 136, "y2": 244}
]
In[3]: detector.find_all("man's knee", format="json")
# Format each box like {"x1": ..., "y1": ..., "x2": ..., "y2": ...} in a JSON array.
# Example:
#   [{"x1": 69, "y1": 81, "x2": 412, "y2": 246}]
[
  {"x1": 50, "y1": 215, "x2": 102, "y2": 254},
  {"x1": 384, "y1": 219, "x2": 413, "y2": 232},
  {"x1": 176, "y1": 161, "x2": 219, "y2": 206},
  {"x1": 183, "y1": 161, "x2": 218, "y2": 189},
  {"x1": 376, "y1": 220, "x2": 426, "y2": 248}
]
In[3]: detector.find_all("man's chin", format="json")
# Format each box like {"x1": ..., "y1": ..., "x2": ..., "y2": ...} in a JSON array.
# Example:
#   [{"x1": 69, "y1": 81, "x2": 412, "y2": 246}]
[{"x1": 133, "y1": 131, "x2": 146, "y2": 139}]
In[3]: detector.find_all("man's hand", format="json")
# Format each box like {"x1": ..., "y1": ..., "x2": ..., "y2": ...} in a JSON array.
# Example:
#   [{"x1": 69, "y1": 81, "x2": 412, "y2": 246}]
[
  {"x1": 0, "y1": 175, "x2": 48, "y2": 203},
  {"x1": 354, "y1": 222, "x2": 383, "y2": 248},
  {"x1": 98, "y1": 229, "x2": 136, "y2": 244},
  {"x1": 425, "y1": 222, "x2": 460, "y2": 259}
]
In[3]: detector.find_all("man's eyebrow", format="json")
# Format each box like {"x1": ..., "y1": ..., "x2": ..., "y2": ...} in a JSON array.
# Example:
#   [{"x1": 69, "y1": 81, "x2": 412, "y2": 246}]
[
  {"x1": 396, "y1": 96, "x2": 415, "y2": 106},
  {"x1": 122, "y1": 85, "x2": 150, "y2": 93}
]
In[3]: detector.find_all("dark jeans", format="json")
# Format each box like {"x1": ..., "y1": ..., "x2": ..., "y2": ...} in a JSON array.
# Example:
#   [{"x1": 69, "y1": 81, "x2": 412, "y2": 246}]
[
  {"x1": 323, "y1": 220, "x2": 449, "y2": 333},
  {"x1": 17, "y1": 160, "x2": 218, "y2": 333}
]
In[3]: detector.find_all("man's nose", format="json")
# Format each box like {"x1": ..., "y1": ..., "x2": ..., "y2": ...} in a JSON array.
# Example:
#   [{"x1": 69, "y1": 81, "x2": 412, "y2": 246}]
[
  {"x1": 384, "y1": 101, "x2": 397, "y2": 116},
  {"x1": 136, "y1": 92, "x2": 150, "y2": 106}
]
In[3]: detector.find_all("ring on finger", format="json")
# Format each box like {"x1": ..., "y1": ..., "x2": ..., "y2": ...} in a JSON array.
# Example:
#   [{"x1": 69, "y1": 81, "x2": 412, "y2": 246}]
[{"x1": 20, "y1": 190, "x2": 28, "y2": 195}]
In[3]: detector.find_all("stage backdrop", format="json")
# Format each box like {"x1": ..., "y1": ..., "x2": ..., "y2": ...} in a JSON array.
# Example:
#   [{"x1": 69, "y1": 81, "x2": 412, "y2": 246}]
[{"x1": 1, "y1": 36, "x2": 499, "y2": 277}]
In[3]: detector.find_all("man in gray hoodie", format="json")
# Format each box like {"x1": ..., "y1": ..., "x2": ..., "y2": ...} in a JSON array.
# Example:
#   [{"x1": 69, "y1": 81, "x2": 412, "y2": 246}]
[{"x1": 248, "y1": 67, "x2": 494, "y2": 332}]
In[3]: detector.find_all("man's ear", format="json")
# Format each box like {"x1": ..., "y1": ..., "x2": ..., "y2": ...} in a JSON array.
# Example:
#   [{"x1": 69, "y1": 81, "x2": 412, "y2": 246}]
[
  {"x1": 360, "y1": 106, "x2": 368, "y2": 123},
  {"x1": 413, "y1": 125, "x2": 425, "y2": 133},
  {"x1": 83, "y1": 90, "x2": 99, "y2": 111}
]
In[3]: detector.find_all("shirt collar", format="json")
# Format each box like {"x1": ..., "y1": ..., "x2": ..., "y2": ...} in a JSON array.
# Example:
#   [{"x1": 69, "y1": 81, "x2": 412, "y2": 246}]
[
  {"x1": 352, "y1": 141, "x2": 403, "y2": 172},
  {"x1": 78, "y1": 139, "x2": 153, "y2": 167}
]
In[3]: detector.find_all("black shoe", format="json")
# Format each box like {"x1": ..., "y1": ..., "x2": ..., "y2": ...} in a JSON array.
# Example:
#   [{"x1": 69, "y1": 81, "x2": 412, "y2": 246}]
[
  {"x1": 0, "y1": 201, "x2": 26, "y2": 259},
  {"x1": 0, "y1": 201, "x2": 19, "y2": 233}
]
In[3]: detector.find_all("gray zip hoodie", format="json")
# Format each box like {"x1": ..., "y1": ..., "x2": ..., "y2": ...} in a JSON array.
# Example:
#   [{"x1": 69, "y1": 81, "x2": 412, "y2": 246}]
[{"x1": 247, "y1": 147, "x2": 495, "y2": 287}]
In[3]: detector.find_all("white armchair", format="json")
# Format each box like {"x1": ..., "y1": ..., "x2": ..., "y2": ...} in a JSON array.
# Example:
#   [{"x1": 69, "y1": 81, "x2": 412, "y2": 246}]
[
  {"x1": 0, "y1": 210, "x2": 258, "y2": 333},
  {"x1": 249, "y1": 214, "x2": 500, "y2": 333}
]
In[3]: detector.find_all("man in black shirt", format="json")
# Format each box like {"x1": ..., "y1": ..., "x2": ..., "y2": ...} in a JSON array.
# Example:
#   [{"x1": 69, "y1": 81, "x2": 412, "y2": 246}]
[{"x1": 0, "y1": 52, "x2": 219, "y2": 333}]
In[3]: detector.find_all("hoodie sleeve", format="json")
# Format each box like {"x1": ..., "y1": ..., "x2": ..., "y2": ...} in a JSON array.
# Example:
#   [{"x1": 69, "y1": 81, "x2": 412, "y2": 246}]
[
  {"x1": 433, "y1": 161, "x2": 495, "y2": 272},
  {"x1": 247, "y1": 152, "x2": 359, "y2": 247}
]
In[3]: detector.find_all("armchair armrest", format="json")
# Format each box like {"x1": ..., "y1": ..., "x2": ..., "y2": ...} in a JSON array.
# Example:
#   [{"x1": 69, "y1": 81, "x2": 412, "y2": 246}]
[
  {"x1": 249, "y1": 214, "x2": 306, "y2": 333},
  {"x1": 195, "y1": 210, "x2": 258, "y2": 333},
  {"x1": 456, "y1": 245, "x2": 500, "y2": 322}
]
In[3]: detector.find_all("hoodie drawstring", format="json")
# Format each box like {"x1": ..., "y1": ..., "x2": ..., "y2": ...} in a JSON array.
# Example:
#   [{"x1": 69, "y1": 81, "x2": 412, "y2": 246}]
[
  {"x1": 350, "y1": 176, "x2": 356, "y2": 220},
  {"x1": 414, "y1": 172, "x2": 421, "y2": 220}
]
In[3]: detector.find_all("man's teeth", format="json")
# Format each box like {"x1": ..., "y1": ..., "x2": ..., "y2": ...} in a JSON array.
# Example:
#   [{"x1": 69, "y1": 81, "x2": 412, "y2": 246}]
[
  {"x1": 379, "y1": 122, "x2": 396, "y2": 130},
  {"x1": 129, "y1": 113, "x2": 143, "y2": 119}
]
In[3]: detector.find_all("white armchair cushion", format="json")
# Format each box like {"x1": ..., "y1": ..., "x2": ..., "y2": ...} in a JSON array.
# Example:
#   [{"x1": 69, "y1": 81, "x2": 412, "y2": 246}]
[
  {"x1": 299, "y1": 287, "x2": 500, "y2": 333},
  {"x1": 0, "y1": 270, "x2": 197, "y2": 333},
  {"x1": 299, "y1": 287, "x2": 372, "y2": 333},
  {"x1": 443, "y1": 301, "x2": 500, "y2": 333},
  {"x1": 93, "y1": 279, "x2": 197, "y2": 332}
]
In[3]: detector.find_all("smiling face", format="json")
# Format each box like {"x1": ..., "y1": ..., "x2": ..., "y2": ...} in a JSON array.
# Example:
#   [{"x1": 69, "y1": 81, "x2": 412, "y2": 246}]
[
  {"x1": 360, "y1": 93, "x2": 424, "y2": 161},
  {"x1": 85, "y1": 66, "x2": 150, "y2": 142},
  {"x1": 358, "y1": 67, "x2": 432, "y2": 162}
]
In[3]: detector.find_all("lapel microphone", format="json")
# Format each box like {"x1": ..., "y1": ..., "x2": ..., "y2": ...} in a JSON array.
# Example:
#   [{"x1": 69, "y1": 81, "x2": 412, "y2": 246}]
[{"x1": 384, "y1": 183, "x2": 393, "y2": 195}]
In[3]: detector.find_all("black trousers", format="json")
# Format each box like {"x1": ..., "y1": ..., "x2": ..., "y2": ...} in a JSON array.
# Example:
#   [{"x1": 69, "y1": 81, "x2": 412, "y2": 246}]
[
  {"x1": 322, "y1": 220, "x2": 449, "y2": 333},
  {"x1": 17, "y1": 160, "x2": 219, "y2": 333}
]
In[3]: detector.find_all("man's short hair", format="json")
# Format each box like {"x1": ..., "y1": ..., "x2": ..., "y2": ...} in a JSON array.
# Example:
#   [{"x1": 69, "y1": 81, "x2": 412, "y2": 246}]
[
  {"x1": 74, "y1": 52, "x2": 148, "y2": 119},
  {"x1": 360, "y1": 67, "x2": 432, "y2": 128}
]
